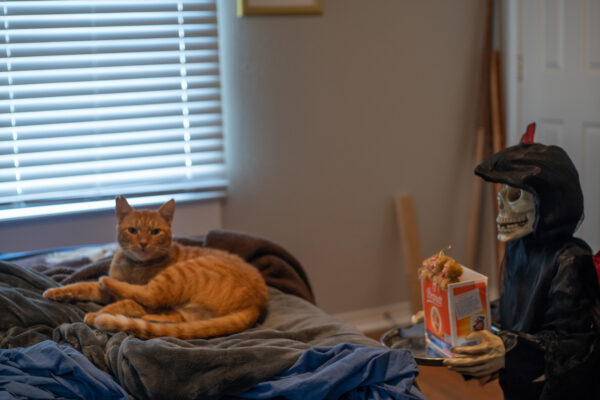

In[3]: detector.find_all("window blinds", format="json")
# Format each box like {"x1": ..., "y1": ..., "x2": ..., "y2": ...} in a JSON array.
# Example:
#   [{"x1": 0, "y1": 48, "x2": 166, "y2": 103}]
[{"x1": 0, "y1": 0, "x2": 226, "y2": 221}]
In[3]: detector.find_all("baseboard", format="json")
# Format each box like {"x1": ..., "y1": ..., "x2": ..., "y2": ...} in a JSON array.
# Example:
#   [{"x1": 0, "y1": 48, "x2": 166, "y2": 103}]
[{"x1": 335, "y1": 301, "x2": 413, "y2": 334}]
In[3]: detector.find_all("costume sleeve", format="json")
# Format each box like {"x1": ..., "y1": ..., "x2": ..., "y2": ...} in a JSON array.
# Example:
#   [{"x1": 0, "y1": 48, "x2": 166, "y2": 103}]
[{"x1": 498, "y1": 248, "x2": 600, "y2": 399}]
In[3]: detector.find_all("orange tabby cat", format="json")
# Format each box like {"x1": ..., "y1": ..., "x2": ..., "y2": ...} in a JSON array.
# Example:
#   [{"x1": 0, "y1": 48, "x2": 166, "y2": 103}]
[{"x1": 43, "y1": 196, "x2": 268, "y2": 340}]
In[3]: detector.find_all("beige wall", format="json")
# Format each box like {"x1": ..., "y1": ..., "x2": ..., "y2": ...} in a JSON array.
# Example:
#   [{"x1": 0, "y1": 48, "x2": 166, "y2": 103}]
[{"x1": 219, "y1": 0, "x2": 491, "y2": 313}]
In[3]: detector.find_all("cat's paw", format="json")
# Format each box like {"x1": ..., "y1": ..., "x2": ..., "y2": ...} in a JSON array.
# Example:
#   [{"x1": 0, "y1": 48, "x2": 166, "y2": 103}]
[
  {"x1": 99, "y1": 276, "x2": 118, "y2": 290},
  {"x1": 84, "y1": 312, "x2": 99, "y2": 325},
  {"x1": 43, "y1": 287, "x2": 75, "y2": 302}
]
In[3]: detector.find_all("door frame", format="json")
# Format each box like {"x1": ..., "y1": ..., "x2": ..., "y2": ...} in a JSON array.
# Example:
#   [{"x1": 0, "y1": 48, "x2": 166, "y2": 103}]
[{"x1": 502, "y1": 0, "x2": 521, "y2": 146}]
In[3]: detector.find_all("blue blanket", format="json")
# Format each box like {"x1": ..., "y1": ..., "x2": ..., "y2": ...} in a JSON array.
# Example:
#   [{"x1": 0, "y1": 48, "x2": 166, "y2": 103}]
[
  {"x1": 238, "y1": 343, "x2": 425, "y2": 400},
  {"x1": 0, "y1": 340, "x2": 128, "y2": 400}
]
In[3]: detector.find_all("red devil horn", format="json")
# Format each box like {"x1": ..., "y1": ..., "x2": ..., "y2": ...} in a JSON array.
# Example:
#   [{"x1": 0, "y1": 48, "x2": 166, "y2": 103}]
[
  {"x1": 521, "y1": 122, "x2": 536, "y2": 144},
  {"x1": 593, "y1": 251, "x2": 600, "y2": 289}
]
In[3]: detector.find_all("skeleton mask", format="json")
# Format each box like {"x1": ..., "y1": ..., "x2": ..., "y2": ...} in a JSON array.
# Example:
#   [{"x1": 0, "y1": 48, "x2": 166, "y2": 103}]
[{"x1": 496, "y1": 184, "x2": 536, "y2": 242}]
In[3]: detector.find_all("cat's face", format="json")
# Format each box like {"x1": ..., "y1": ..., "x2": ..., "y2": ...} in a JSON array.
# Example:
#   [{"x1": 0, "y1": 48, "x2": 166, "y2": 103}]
[{"x1": 115, "y1": 197, "x2": 175, "y2": 261}]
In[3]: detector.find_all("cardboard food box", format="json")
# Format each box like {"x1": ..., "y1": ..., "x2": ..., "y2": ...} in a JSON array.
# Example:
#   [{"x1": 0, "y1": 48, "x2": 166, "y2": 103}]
[{"x1": 420, "y1": 266, "x2": 490, "y2": 357}]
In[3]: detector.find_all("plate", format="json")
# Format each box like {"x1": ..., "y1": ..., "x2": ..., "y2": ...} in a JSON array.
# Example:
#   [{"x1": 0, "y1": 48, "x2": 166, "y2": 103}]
[{"x1": 380, "y1": 322, "x2": 448, "y2": 366}]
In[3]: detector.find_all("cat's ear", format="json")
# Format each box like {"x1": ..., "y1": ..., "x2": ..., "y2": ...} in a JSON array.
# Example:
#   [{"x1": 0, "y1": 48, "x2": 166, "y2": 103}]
[
  {"x1": 115, "y1": 196, "x2": 133, "y2": 222},
  {"x1": 158, "y1": 199, "x2": 175, "y2": 224}
]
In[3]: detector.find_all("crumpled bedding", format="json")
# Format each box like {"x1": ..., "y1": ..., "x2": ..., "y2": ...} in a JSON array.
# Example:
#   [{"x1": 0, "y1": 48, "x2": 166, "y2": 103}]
[
  {"x1": 0, "y1": 339, "x2": 128, "y2": 400},
  {"x1": 238, "y1": 343, "x2": 425, "y2": 400},
  {"x1": 0, "y1": 231, "x2": 421, "y2": 399},
  {"x1": 0, "y1": 260, "x2": 386, "y2": 399}
]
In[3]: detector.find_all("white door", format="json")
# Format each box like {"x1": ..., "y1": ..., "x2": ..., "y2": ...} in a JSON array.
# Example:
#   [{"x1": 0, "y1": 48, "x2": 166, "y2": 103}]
[{"x1": 505, "y1": 0, "x2": 600, "y2": 251}]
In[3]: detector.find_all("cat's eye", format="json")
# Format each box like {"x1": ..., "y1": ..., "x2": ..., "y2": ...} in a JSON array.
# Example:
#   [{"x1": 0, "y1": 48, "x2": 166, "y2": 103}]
[
  {"x1": 151, "y1": 229, "x2": 160, "y2": 235},
  {"x1": 128, "y1": 227, "x2": 137, "y2": 234}
]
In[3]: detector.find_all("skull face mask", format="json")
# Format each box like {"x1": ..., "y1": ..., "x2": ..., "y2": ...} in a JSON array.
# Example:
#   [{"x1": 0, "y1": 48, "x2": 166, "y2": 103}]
[{"x1": 496, "y1": 184, "x2": 535, "y2": 242}]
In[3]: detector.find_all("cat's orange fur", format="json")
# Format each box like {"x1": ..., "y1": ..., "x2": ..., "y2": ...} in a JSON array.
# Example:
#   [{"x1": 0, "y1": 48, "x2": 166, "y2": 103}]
[{"x1": 43, "y1": 196, "x2": 268, "y2": 340}]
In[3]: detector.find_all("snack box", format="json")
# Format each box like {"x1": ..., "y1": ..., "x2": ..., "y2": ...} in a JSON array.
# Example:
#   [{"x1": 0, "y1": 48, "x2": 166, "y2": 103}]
[{"x1": 420, "y1": 266, "x2": 490, "y2": 357}]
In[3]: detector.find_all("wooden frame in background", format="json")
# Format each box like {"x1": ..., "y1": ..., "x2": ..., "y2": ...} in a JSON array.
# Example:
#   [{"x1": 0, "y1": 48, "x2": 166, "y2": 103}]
[{"x1": 237, "y1": 0, "x2": 322, "y2": 16}]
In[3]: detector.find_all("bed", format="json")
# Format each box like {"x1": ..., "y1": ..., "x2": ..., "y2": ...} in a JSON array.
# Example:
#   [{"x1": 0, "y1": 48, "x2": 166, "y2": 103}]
[{"x1": 0, "y1": 229, "x2": 424, "y2": 399}]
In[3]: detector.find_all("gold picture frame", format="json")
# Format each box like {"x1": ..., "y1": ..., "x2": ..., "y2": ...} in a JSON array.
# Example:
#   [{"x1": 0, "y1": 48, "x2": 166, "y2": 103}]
[{"x1": 237, "y1": 0, "x2": 322, "y2": 16}]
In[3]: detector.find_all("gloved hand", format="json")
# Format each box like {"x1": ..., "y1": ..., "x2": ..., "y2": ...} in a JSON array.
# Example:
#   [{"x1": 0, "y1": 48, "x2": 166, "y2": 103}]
[{"x1": 443, "y1": 330, "x2": 505, "y2": 377}]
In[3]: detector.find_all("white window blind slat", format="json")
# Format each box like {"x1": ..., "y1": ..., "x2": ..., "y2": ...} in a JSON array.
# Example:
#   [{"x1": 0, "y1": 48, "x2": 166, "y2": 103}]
[
  {"x1": 0, "y1": 114, "x2": 221, "y2": 139},
  {"x1": 0, "y1": 126, "x2": 221, "y2": 152},
  {"x1": 0, "y1": 150, "x2": 225, "y2": 181},
  {"x1": 0, "y1": 138, "x2": 223, "y2": 166},
  {"x1": 0, "y1": 0, "x2": 226, "y2": 220},
  {"x1": 0, "y1": 76, "x2": 220, "y2": 100},
  {"x1": 2, "y1": 101, "x2": 221, "y2": 126},
  {"x1": 6, "y1": 37, "x2": 218, "y2": 57},
  {"x1": 3, "y1": 25, "x2": 217, "y2": 43},
  {"x1": 4, "y1": 50, "x2": 219, "y2": 70},
  {"x1": 0, "y1": 179, "x2": 228, "y2": 207},
  {"x1": 1, "y1": 63, "x2": 219, "y2": 84},
  {"x1": 5, "y1": 10, "x2": 215, "y2": 23},
  {"x1": 0, "y1": 164, "x2": 226, "y2": 196},
  {"x1": 0, "y1": 88, "x2": 221, "y2": 114},
  {"x1": 3, "y1": 0, "x2": 215, "y2": 8},
  {"x1": 0, "y1": 191, "x2": 225, "y2": 222},
  {"x1": 0, "y1": 127, "x2": 222, "y2": 155}
]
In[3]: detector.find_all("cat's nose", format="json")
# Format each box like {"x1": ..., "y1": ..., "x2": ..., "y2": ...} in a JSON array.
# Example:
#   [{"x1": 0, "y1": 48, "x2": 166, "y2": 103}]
[{"x1": 140, "y1": 241, "x2": 148, "y2": 249}]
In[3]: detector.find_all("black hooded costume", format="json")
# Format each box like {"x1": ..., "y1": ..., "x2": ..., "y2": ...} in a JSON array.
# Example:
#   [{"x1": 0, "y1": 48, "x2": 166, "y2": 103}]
[{"x1": 475, "y1": 142, "x2": 600, "y2": 399}]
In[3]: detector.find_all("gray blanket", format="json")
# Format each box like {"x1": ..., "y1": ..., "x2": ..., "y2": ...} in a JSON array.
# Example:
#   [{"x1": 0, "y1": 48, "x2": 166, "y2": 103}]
[{"x1": 0, "y1": 261, "x2": 380, "y2": 399}]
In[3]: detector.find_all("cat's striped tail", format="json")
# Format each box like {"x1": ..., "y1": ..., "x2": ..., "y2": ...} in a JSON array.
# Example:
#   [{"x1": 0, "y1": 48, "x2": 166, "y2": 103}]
[{"x1": 92, "y1": 307, "x2": 262, "y2": 339}]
